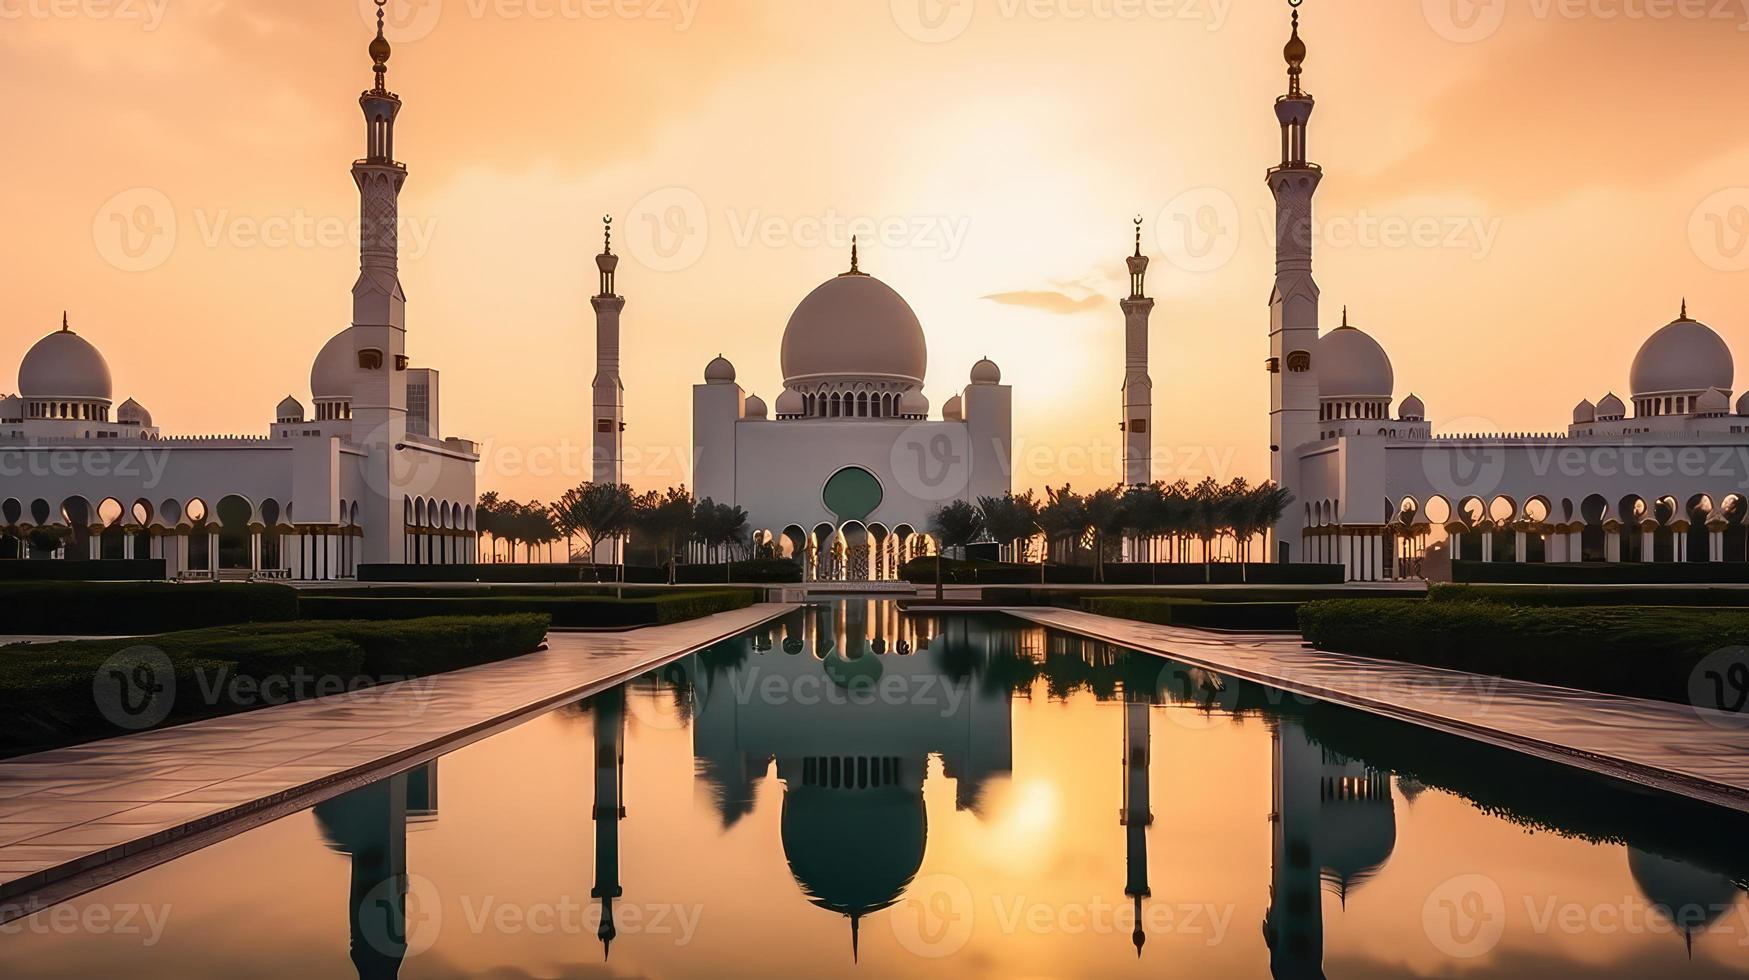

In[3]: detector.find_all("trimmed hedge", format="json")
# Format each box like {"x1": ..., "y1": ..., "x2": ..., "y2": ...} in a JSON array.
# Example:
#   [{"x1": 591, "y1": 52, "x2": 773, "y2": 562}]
[
  {"x1": 902, "y1": 558, "x2": 1343, "y2": 586},
  {"x1": 675, "y1": 559, "x2": 802, "y2": 584},
  {"x1": 1297, "y1": 599, "x2": 1749, "y2": 704},
  {"x1": 0, "y1": 559, "x2": 167, "y2": 581},
  {"x1": 1083, "y1": 596, "x2": 1302, "y2": 631},
  {"x1": 299, "y1": 589, "x2": 757, "y2": 628},
  {"x1": 2, "y1": 582, "x2": 300, "y2": 635},
  {"x1": 0, "y1": 614, "x2": 550, "y2": 755},
  {"x1": 1453, "y1": 561, "x2": 1749, "y2": 584},
  {"x1": 1431, "y1": 584, "x2": 1749, "y2": 608},
  {"x1": 359, "y1": 563, "x2": 666, "y2": 584}
]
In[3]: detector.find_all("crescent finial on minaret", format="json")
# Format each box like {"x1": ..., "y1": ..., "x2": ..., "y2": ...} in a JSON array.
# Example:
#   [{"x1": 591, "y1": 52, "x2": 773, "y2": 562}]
[
  {"x1": 1285, "y1": 0, "x2": 1307, "y2": 97},
  {"x1": 603, "y1": 215, "x2": 614, "y2": 256},
  {"x1": 369, "y1": 0, "x2": 392, "y2": 93}
]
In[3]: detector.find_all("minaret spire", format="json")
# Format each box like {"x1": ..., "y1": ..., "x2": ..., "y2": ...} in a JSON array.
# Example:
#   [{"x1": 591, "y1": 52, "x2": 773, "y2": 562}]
[
  {"x1": 370, "y1": 0, "x2": 391, "y2": 94},
  {"x1": 1121, "y1": 217, "x2": 1156, "y2": 489},
  {"x1": 843, "y1": 235, "x2": 865, "y2": 276},
  {"x1": 1285, "y1": 1, "x2": 1307, "y2": 97},
  {"x1": 61, "y1": 311, "x2": 69, "y2": 333},
  {"x1": 592, "y1": 213, "x2": 629, "y2": 553}
]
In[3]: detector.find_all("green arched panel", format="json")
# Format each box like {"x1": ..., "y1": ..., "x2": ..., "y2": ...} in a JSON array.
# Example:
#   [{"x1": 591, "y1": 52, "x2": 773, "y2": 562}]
[{"x1": 822, "y1": 467, "x2": 883, "y2": 523}]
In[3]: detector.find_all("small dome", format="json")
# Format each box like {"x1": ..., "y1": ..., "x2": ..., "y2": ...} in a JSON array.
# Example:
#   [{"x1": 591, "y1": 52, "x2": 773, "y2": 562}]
[
  {"x1": 1573, "y1": 399, "x2": 1597, "y2": 424},
  {"x1": 776, "y1": 389, "x2": 804, "y2": 417},
  {"x1": 1697, "y1": 387, "x2": 1731, "y2": 416},
  {"x1": 704, "y1": 355, "x2": 737, "y2": 384},
  {"x1": 781, "y1": 273, "x2": 927, "y2": 387},
  {"x1": 277, "y1": 395, "x2": 306, "y2": 422},
  {"x1": 1398, "y1": 393, "x2": 1424, "y2": 421},
  {"x1": 1738, "y1": 391, "x2": 1749, "y2": 417},
  {"x1": 899, "y1": 389, "x2": 929, "y2": 418},
  {"x1": 19, "y1": 323, "x2": 113, "y2": 401},
  {"x1": 1630, "y1": 312, "x2": 1733, "y2": 397},
  {"x1": 311, "y1": 328, "x2": 354, "y2": 400},
  {"x1": 0, "y1": 394, "x2": 22, "y2": 420},
  {"x1": 970, "y1": 358, "x2": 1002, "y2": 385},
  {"x1": 942, "y1": 394, "x2": 963, "y2": 421},
  {"x1": 744, "y1": 393, "x2": 768, "y2": 419},
  {"x1": 116, "y1": 398, "x2": 151, "y2": 427},
  {"x1": 1316, "y1": 325, "x2": 1394, "y2": 400},
  {"x1": 1597, "y1": 392, "x2": 1626, "y2": 419}
]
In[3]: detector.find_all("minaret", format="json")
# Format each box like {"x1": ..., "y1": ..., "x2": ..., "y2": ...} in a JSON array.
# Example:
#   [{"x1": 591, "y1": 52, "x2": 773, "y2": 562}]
[
  {"x1": 1121, "y1": 217, "x2": 1155, "y2": 488},
  {"x1": 351, "y1": 0, "x2": 411, "y2": 565},
  {"x1": 591, "y1": 216, "x2": 627, "y2": 562},
  {"x1": 1121, "y1": 692, "x2": 1153, "y2": 958},
  {"x1": 591, "y1": 687, "x2": 627, "y2": 960},
  {"x1": 1267, "y1": 0, "x2": 1321, "y2": 563},
  {"x1": 1265, "y1": 718, "x2": 1326, "y2": 980}
]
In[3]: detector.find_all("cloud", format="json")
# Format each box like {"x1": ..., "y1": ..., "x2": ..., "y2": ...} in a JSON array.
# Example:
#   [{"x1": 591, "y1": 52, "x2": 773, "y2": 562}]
[{"x1": 981, "y1": 290, "x2": 1109, "y2": 315}]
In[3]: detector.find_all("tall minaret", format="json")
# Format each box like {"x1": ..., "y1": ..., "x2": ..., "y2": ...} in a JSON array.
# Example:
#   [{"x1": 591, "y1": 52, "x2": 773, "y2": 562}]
[
  {"x1": 591, "y1": 216, "x2": 627, "y2": 562},
  {"x1": 1267, "y1": 0, "x2": 1321, "y2": 563},
  {"x1": 591, "y1": 687, "x2": 627, "y2": 960},
  {"x1": 1121, "y1": 217, "x2": 1155, "y2": 488},
  {"x1": 351, "y1": 0, "x2": 411, "y2": 565},
  {"x1": 1121, "y1": 691, "x2": 1153, "y2": 958}
]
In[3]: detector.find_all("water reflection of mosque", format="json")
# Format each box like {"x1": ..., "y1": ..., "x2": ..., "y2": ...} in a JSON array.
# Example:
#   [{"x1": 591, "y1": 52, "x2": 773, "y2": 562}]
[{"x1": 301, "y1": 606, "x2": 1749, "y2": 977}]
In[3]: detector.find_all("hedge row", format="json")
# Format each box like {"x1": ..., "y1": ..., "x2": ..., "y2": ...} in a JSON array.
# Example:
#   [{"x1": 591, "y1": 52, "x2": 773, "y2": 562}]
[
  {"x1": 986, "y1": 585, "x2": 1404, "y2": 607},
  {"x1": 1082, "y1": 596, "x2": 1303, "y2": 631},
  {"x1": 4, "y1": 582, "x2": 301, "y2": 635},
  {"x1": 902, "y1": 558, "x2": 1343, "y2": 586},
  {"x1": 299, "y1": 589, "x2": 757, "y2": 628},
  {"x1": 358, "y1": 561, "x2": 802, "y2": 584},
  {"x1": 0, "y1": 614, "x2": 550, "y2": 755},
  {"x1": 1297, "y1": 599, "x2": 1749, "y2": 704},
  {"x1": 1453, "y1": 561, "x2": 1749, "y2": 584},
  {"x1": 1431, "y1": 584, "x2": 1749, "y2": 608},
  {"x1": 0, "y1": 560, "x2": 167, "y2": 582}
]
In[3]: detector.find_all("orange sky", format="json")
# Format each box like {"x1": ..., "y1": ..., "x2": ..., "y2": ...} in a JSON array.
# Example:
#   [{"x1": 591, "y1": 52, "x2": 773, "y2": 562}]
[{"x1": 6, "y1": 1, "x2": 1749, "y2": 502}]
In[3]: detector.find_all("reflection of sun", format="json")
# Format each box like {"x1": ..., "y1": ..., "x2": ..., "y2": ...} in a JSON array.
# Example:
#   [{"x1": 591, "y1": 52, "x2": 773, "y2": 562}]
[{"x1": 975, "y1": 779, "x2": 1061, "y2": 875}]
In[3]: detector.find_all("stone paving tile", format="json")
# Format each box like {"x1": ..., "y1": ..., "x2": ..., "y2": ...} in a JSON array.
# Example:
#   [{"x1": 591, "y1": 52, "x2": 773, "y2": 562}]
[
  {"x1": 0, "y1": 603, "x2": 791, "y2": 906},
  {"x1": 1012, "y1": 608, "x2": 1749, "y2": 811}
]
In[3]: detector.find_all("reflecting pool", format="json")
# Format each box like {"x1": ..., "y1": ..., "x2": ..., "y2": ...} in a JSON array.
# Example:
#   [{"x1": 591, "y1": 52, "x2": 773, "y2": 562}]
[{"x1": 3, "y1": 602, "x2": 1747, "y2": 978}]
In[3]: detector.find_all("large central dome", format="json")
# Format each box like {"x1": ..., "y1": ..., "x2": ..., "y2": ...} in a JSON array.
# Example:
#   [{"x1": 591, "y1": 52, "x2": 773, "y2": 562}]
[
  {"x1": 19, "y1": 325, "x2": 113, "y2": 402},
  {"x1": 781, "y1": 273, "x2": 927, "y2": 387},
  {"x1": 1630, "y1": 314, "x2": 1733, "y2": 397}
]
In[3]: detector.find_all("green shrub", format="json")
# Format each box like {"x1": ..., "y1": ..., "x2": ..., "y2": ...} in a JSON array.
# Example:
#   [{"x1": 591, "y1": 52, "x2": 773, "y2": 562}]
[
  {"x1": 1431, "y1": 583, "x2": 1749, "y2": 608},
  {"x1": 1083, "y1": 596, "x2": 1303, "y2": 631},
  {"x1": 902, "y1": 558, "x2": 1344, "y2": 586},
  {"x1": 1452, "y1": 561, "x2": 1749, "y2": 585},
  {"x1": 1297, "y1": 599, "x2": 1749, "y2": 704},
  {"x1": 299, "y1": 589, "x2": 755, "y2": 628},
  {"x1": 675, "y1": 559, "x2": 802, "y2": 584},
  {"x1": 0, "y1": 614, "x2": 550, "y2": 755},
  {"x1": 0, "y1": 581, "x2": 300, "y2": 635}
]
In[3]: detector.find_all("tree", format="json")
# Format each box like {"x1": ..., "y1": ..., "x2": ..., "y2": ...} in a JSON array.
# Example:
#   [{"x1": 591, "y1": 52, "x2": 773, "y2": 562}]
[
  {"x1": 928, "y1": 499, "x2": 985, "y2": 601},
  {"x1": 551, "y1": 482, "x2": 635, "y2": 569},
  {"x1": 693, "y1": 498, "x2": 751, "y2": 579},
  {"x1": 1038, "y1": 485, "x2": 1087, "y2": 569},
  {"x1": 475, "y1": 491, "x2": 508, "y2": 562},
  {"x1": 978, "y1": 491, "x2": 1041, "y2": 563},
  {"x1": 1083, "y1": 486, "x2": 1126, "y2": 583},
  {"x1": 632, "y1": 486, "x2": 695, "y2": 584}
]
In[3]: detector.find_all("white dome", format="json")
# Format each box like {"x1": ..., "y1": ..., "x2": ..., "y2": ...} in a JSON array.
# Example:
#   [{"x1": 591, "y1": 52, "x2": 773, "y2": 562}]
[
  {"x1": 1630, "y1": 314, "x2": 1733, "y2": 396},
  {"x1": 744, "y1": 392, "x2": 768, "y2": 418},
  {"x1": 942, "y1": 394, "x2": 963, "y2": 421},
  {"x1": 781, "y1": 273, "x2": 927, "y2": 387},
  {"x1": 277, "y1": 395, "x2": 306, "y2": 421},
  {"x1": 1738, "y1": 391, "x2": 1749, "y2": 417},
  {"x1": 1398, "y1": 393, "x2": 1424, "y2": 421},
  {"x1": 19, "y1": 325, "x2": 113, "y2": 401},
  {"x1": 117, "y1": 397, "x2": 151, "y2": 427},
  {"x1": 899, "y1": 389, "x2": 929, "y2": 418},
  {"x1": 970, "y1": 358, "x2": 1001, "y2": 385},
  {"x1": 1573, "y1": 399, "x2": 1597, "y2": 424},
  {"x1": 775, "y1": 389, "x2": 804, "y2": 417},
  {"x1": 1597, "y1": 392, "x2": 1627, "y2": 419},
  {"x1": 1316, "y1": 325, "x2": 1394, "y2": 400},
  {"x1": 704, "y1": 355, "x2": 736, "y2": 384},
  {"x1": 311, "y1": 328, "x2": 354, "y2": 400}
]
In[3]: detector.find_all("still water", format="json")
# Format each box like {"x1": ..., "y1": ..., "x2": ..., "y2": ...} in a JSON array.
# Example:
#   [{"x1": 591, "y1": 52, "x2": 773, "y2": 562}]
[{"x1": 3, "y1": 602, "x2": 1747, "y2": 978}]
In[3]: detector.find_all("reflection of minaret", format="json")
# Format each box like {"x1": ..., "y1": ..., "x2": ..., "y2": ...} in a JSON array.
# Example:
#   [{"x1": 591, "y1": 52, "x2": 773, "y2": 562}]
[
  {"x1": 1265, "y1": 719, "x2": 1325, "y2": 980},
  {"x1": 1121, "y1": 217, "x2": 1155, "y2": 489},
  {"x1": 1121, "y1": 694, "x2": 1152, "y2": 958},
  {"x1": 1267, "y1": 1, "x2": 1321, "y2": 561},
  {"x1": 592, "y1": 216, "x2": 627, "y2": 563},
  {"x1": 314, "y1": 764, "x2": 438, "y2": 980},
  {"x1": 1627, "y1": 847, "x2": 1745, "y2": 960},
  {"x1": 592, "y1": 687, "x2": 627, "y2": 959}
]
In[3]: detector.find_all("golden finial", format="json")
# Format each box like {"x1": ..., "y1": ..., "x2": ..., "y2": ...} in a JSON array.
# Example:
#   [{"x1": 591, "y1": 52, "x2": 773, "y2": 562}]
[
  {"x1": 849, "y1": 236, "x2": 860, "y2": 274},
  {"x1": 603, "y1": 215, "x2": 613, "y2": 255},
  {"x1": 1285, "y1": 0, "x2": 1307, "y2": 96},
  {"x1": 61, "y1": 311, "x2": 69, "y2": 332},
  {"x1": 370, "y1": 0, "x2": 392, "y2": 92},
  {"x1": 1681, "y1": 297, "x2": 1690, "y2": 320},
  {"x1": 1341, "y1": 305, "x2": 1349, "y2": 328},
  {"x1": 1133, "y1": 215, "x2": 1144, "y2": 258}
]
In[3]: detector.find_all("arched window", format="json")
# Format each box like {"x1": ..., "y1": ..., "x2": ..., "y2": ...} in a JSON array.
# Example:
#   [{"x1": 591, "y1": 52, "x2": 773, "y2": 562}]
[{"x1": 857, "y1": 392, "x2": 869, "y2": 417}]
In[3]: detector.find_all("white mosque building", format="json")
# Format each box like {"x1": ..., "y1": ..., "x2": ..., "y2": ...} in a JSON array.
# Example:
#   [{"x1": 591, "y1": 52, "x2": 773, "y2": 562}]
[
  {"x1": 1262, "y1": 7, "x2": 1749, "y2": 581},
  {"x1": 0, "y1": 8, "x2": 478, "y2": 580}
]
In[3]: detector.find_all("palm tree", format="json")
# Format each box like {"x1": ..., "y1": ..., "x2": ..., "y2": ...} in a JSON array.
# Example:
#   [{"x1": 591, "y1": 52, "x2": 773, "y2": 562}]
[
  {"x1": 552, "y1": 482, "x2": 635, "y2": 572},
  {"x1": 928, "y1": 500, "x2": 985, "y2": 601},
  {"x1": 1083, "y1": 486, "x2": 1125, "y2": 583},
  {"x1": 694, "y1": 498, "x2": 750, "y2": 580},
  {"x1": 978, "y1": 491, "x2": 1040, "y2": 564},
  {"x1": 1039, "y1": 485, "x2": 1087, "y2": 571},
  {"x1": 1249, "y1": 481, "x2": 1296, "y2": 566}
]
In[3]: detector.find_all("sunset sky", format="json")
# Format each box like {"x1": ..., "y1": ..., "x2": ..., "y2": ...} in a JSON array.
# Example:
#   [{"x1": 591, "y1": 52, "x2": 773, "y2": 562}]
[{"x1": 5, "y1": 0, "x2": 1749, "y2": 503}]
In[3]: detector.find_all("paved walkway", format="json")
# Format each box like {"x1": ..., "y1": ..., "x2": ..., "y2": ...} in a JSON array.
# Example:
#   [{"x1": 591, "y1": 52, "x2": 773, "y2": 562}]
[
  {"x1": 0, "y1": 603, "x2": 791, "y2": 917},
  {"x1": 1009, "y1": 608, "x2": 1749, "y2": 813}
]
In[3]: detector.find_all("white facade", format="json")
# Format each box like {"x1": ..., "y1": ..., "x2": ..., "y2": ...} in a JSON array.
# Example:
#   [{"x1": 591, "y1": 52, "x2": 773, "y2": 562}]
[
  {"x1": 688, "y1": 248, "x2": 1014, "y2": 580},
  {"x1": 1267, "y1": 11, "x2": 1749, "y2": 581},
  {"x1": 0, "y1": 13, "x2": 478, "y2": 580}
]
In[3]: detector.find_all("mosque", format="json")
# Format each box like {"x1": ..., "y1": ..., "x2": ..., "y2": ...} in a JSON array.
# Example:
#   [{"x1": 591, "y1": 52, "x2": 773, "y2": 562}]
[
  {"x1": 0, "y1": 7, "x2": 478, "y2": 580},
  {"x1": 1262, "y1": 7, "x2": 1749, "y2": 580}
]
